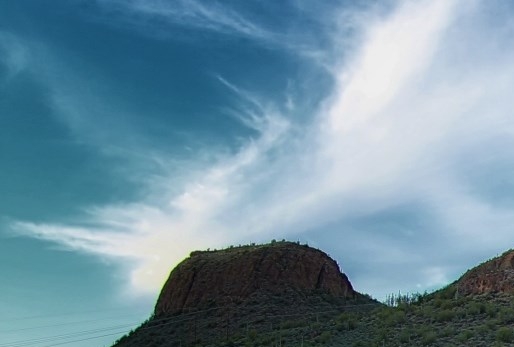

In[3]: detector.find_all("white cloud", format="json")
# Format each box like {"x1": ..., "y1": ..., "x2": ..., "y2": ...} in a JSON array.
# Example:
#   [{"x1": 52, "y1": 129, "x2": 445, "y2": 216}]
[
  {"x1": 12, "y1": 0, "x2": 514, "y2": 298},
  {"x1": 327, "y1": 0, "x2": 457, "y2": 133},
  {"x1": 93, "y1": 0, "x2": 342, "y2": 68},
  {"x1": 97, "y1": 0, "x2": 272, "y2": 41}
]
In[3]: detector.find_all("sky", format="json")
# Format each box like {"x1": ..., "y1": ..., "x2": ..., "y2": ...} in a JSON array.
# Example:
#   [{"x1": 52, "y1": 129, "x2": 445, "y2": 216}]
[{"x1": 2, "y1": 0, "x2": 514, "y2": 345}]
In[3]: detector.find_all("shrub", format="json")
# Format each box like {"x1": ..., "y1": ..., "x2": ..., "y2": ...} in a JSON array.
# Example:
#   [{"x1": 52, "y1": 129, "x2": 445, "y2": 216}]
[
  {"x1": 485, "y1": 303, "x2": 498, "y2": 317},
  {"x1": 476, "y1": 324, "x2": 490, "y2": 335},
  {"x1": 436, "y1": 309, "x2": 455, "y2": 322},
  {"x1": 457, "y1": 329, "x2": 474, "y2": 342},
  {"x1": 419, "y1": 306, "x2": 435, "y2": 320},
  {"x1": 336, "y1": 313, "x2": 358, "y2": 331},
  {"x1": 466, "y1": 302, "x2": 486, "y2": 316},
  {"x1": 421, "y1": 331, "x2": 437, "y2": 345},
  {"x1": 382, "y1": 310, "x2": 406, "y2": 326},
  {"x1": 248, "y1": 329, "x2": 257, "y2": 341},
  {"x1": 318, "y1": 331, "x2": 331, "y2": 344},
  {"x1": 496, "y1": 327, "x2": 514, "y2": 343},
  {"x1": 436, "y1": 285, "x2": 457, "y2": 300},
  {"x1": 399, "y1": 329, "x2": 411, "y2": 343},
  {"x1": 499, "y1": 307, "x2": 514, "y2": 324},
  {"x1": 281, "y1": 319, "x2": 304, "y2": 329},
  {"x1": 440, "y1": 326, "x2": 456, "y2": 338}
]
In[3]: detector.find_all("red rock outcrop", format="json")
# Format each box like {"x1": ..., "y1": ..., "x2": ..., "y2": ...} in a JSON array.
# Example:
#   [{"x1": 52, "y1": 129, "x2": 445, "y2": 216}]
[
  {"x1": 155, "y1": 242, "x2": 356, "y2": 315},
  {"x1": 456, "y1": 249, "x2": 514, "y2": 296}
]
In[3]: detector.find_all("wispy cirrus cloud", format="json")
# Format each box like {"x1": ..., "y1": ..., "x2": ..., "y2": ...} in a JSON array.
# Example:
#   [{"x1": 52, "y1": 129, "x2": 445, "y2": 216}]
[
  {"x1": 11, "y1": 0, "x2": 514, "y2": 300},
  {"x1": 92, "y1": 0, "x2": 348, "y2": 67},
  {"x1": 96, "y1": 0, "x2": 273, "y2": 41}
]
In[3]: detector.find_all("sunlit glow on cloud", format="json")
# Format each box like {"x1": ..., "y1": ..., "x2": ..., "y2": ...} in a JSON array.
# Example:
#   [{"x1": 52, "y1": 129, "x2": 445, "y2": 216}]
[
  {"x1": 328, "y1": 0, "x2": 456, "y2": 133},
  {"x1": 11, "y1": 0, "x2": 514, "y2": 298}
]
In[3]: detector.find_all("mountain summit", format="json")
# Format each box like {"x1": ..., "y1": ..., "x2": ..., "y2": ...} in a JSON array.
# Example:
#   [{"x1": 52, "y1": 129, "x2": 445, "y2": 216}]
[
  {"x1": 112, "y1": 241, "x2": 373, "y2": 347},
  {"x1": 155, "y1": 241, "x2": 357, "y2": 316}
]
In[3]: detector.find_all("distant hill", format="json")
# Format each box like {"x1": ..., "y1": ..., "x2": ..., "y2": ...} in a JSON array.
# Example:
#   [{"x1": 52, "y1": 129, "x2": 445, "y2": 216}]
[{"x1": 111, "y1": 244, "x2": 514, "y2": 347}]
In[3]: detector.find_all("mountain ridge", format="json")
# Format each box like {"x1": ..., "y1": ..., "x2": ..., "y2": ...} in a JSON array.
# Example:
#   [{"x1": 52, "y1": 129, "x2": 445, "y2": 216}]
[{"x1": 111, "y1": 242, "x2": 514, "y2": 347}]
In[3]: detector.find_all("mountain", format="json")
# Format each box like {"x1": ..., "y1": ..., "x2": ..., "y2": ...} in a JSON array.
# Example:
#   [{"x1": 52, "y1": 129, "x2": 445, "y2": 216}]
[
  {"x1": 112, "y1": 241, "x2": 375, "y2": 347},
  {"x1": 155, "y1": 241, "x2": 359, "y2": 316},
  {"x1": 111, "y1": 244, "x2": 514, "y2": 347}
]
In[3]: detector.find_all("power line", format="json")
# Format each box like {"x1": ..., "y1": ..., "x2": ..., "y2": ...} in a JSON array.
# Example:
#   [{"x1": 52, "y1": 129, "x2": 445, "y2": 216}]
[
  {"x1": 0, "y1": 306, "x2": 144, "y2": 322},
  {"x1": 38, "y1": 330, "x2": 130, "y2": 347},
  {"x1": 0, "y1": 314, "x2": 146, "y2": 333},
  {"x1": 0, "y1": 323, "x2": 138, "y2": 347},
  {"x1": 0, "y1": 308, "x2": 214, "y2": 347},
  {"x1": 0, "y1": 301, "x2": 381, "y2": 347}
]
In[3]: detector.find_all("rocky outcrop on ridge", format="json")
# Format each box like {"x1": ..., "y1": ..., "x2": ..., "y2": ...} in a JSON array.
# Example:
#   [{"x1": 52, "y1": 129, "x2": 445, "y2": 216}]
[
  {"x1": 456, "y1": 249, "x2": 514, "y2": 296},
  {"x1": 155, "y1": 241, "x2": 357, "y2": 316}
]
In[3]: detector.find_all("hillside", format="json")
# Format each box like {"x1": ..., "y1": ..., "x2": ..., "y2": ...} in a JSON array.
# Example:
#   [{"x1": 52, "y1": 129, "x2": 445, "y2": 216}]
[
  {"x1": 111, "y1": 245, "x2": 514, "y2": 347},
  {"x1": 112, "y1": 241, "x2": 375, "y2": 347},
  {"x1": 454, "y1": 249, "x2": 514, "y2": 296}
]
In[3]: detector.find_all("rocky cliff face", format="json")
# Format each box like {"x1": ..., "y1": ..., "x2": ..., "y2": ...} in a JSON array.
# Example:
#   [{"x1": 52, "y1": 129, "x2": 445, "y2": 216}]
[
  {"x1": 456, "y1": 249, "x2": 514, "y2": 296},
  {"x1": 155, "y1": 242, "x2": 356, "y2": 315}
]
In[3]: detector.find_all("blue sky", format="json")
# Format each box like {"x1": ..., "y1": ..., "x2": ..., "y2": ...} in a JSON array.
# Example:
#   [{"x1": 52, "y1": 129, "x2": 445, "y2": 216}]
[{"x1": 2, "y1": 0, "x2": 514, "y2": 345}]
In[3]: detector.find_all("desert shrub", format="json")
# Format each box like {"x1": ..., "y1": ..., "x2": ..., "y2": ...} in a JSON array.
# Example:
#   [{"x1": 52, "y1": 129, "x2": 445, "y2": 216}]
[
  {"x1": 336, "y1": 313, "x2": 358, "y2": 331},
  {"x1": 498, "y1": 307, "x2": 514, "y2": 324},
  {"x1": 440, "y1": 326, "x2": 456, "y2": 338},
  {"x1": 415, "y1": 325, "x2": 431, "y2": 337},
  {"x1": 436, "y1": 285, "x2": 457, "y2": 300},
  {"x1": 486, "y1": 318, "x2": 498, "y2": 330},
  {"x1": 281, "y1": 319, "x2": 304, "y2": 329},
  {"x1": 399, "y1": 329, "x2": 411, "y2": 343},
  {"x1": 476, "y1": 324, "x2": 490, "y2": 335},
  {"x1": 440, "y1": 299, "x2": 455, "y2": 310},
  {"x1": 248, "y1": 329, "x2": 258, "y2": 341},
  {"x1": 375, "y1": 327, "x2": 388, "y2": 342},
  {"x1": 485, "y1": 303, "x2": 498, "y2": 318},
  {"x1": 375, "y1": 306, "x2": 393, "y2": 319},
  {"x1": 421, "y1": 331, "x2": 437, "y2": 345},
  {"x1": 383, "y1": 310, "x2": 406, "y2": 326},
  {"x1": 436, "y1": 309, "x2": 455, "y2": 322},
  {"x1": 496, "y1": 327, "x2": 514, "y2": 343},
  {"x1": 397, "y1": 302, "x2": 412, "y2": 312},
  {"x1": 433, "y1": 297, "x2": 454, "y2": 309},
  {"x1": 419, "y1": 306, "x2": 435, "y2": 320},
  {"x1": 457, "y1": 329, "x2": 474, "y2": 342},
  {"x1": 310, "y1": 322, "x2": 322, "y2": 330},
  {"x1": 466, "y1": 301, "x2": 486, "y2": 315},
  {"x1": 318, "y1": 331, "x2": 331, "y2": 344}
]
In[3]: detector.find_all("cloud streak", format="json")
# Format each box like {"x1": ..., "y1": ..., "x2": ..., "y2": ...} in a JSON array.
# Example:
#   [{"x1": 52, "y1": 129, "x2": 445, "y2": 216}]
[
  {"x1": 93, "y1": 0, "x2": 345, "y2": 67},
  {"x1": 11, "y1": 0, "x2": 514, "y2": 299},
  {"x1": 96, "y1": 0, "x2": 273, "y2": 42}
]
